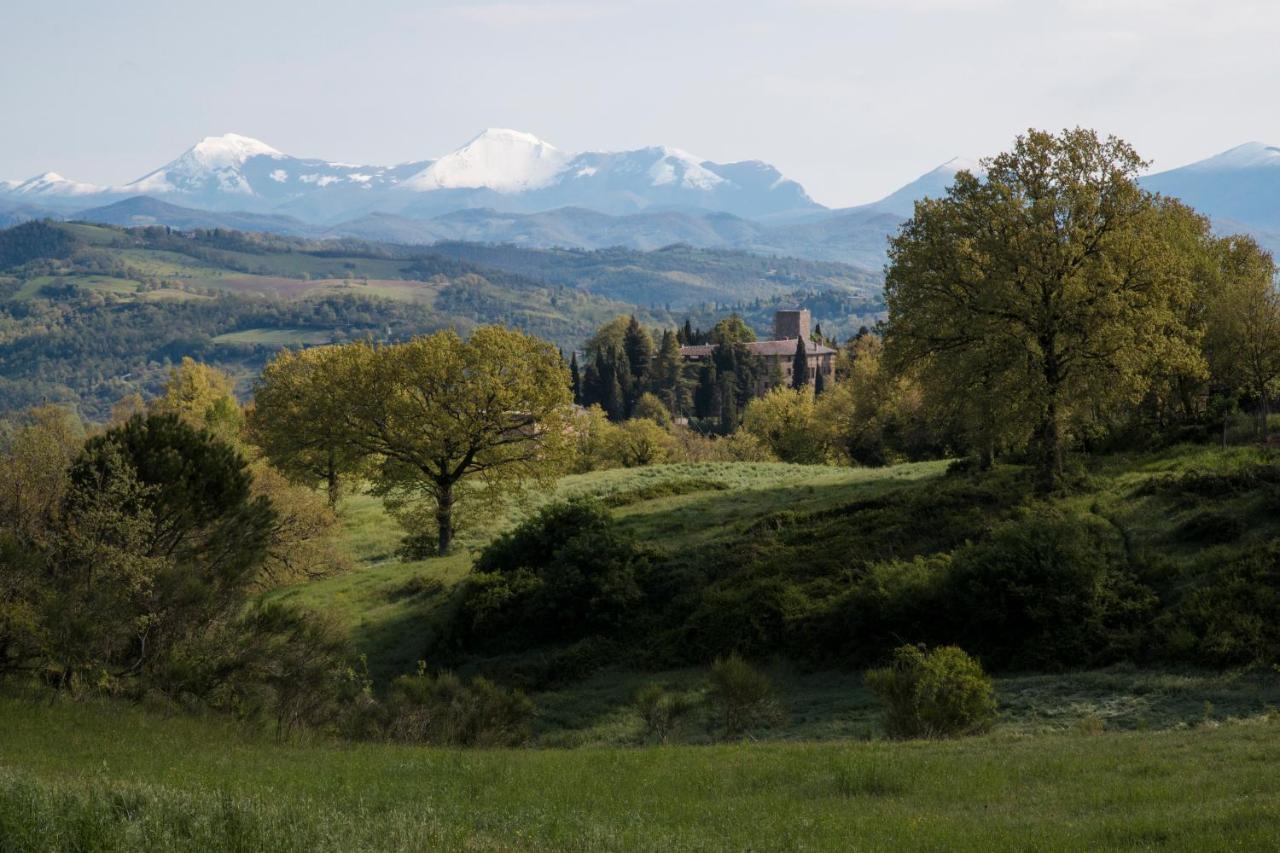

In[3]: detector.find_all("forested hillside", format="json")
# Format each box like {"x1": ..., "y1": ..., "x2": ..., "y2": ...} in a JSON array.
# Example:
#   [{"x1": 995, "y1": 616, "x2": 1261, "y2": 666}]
[{"x1": 0, "y1": 221, "x2": 879, "y2": 420}]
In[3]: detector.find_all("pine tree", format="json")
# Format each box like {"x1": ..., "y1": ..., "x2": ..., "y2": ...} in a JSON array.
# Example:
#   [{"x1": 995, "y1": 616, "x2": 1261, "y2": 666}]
[
  {"x1": 791, "y1": 336, "x2": 810, "y2": 389},
  {"x1": 570, "y1": 352, "x2": 582, "y2": 405}
]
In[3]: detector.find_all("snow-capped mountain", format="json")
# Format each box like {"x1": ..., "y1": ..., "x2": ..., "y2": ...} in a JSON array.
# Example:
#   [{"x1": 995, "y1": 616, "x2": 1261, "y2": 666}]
[
  {"x1": 5, "y1": 171, "x2": 105, "y2": 201},
  {"x1": 0, "y1": 129, "x2": 821, "y2": 223},
  {"x1": 402, "y1": 129, "x2": 568, "y2": 192},
  {"x1": 1141, "y1": 142, "x2": 1280, "y2": 233},
  {"x1": 853, "y1": 157, "x2": 983, "y2": 218}
]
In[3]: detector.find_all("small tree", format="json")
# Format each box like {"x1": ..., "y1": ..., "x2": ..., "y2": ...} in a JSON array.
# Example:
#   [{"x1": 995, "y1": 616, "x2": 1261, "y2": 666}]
[
  {"x1": 707, "y1": 654, "x2": 781, "y2": 738},
  {"x1": 250, "y1": 346, "x2": 368, "y2": 508},
  {"x1": 635, "y1": 683, "x2": 698, "y2": 744},
  {"x1": 865, "y1": 645, "x2": 996, "y2": 739}
]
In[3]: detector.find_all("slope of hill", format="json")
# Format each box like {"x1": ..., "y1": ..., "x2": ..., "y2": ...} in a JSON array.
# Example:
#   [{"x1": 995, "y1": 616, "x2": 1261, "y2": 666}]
[{"x1": 78, "y1": 196, "x2": 317, "y2": 235}]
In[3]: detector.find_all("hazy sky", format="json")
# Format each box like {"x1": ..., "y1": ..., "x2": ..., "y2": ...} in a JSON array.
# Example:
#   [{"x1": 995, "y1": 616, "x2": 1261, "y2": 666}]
[{"x1": 3, "y1": 0, "x2": 1279, "y2": 207}]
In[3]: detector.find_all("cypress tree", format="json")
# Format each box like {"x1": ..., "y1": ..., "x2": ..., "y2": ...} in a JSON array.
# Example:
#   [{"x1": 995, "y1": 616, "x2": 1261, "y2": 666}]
[
  {"x1": 791, "y1": 336, "x2": 810, "y2": 389},
  {"x1": 570, "y1": 352, "x2": 582, "y2": 405},
  {"x1": 623, "y1": 316, "x2": 654, "y2": 387},
  {"x1": 603, "y1": 367, "x2": 625, "y2": 421},
  {"x1": 814, "y1": 362, "x2": 826, "y2": 397},
  {"x1": 718, "y1": 375, "x2": 739, "y2": 433}
]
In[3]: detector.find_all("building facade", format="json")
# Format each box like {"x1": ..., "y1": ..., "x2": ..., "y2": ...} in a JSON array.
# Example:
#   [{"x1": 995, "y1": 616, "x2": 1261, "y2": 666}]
[{"x1": 679, "y1": 309, "x2": 837, "y2": 394}]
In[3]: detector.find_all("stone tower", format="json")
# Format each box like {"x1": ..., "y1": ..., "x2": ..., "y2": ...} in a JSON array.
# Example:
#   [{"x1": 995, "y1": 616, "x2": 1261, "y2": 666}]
[{"x1": 773, "y1": 308, "x2": 811, "y2": 341}]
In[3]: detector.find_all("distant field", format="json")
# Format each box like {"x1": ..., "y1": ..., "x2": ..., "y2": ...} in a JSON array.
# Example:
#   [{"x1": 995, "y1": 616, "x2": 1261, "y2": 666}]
[
  {"x1": 211, "y1": 328, "x2": 336, "y2": 346},
  {"x1": 1, "y1": 694, "x2": 1278, "y2": 851}
]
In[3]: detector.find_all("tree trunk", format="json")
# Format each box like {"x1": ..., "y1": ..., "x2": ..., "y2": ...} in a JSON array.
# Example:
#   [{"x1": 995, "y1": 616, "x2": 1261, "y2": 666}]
[
  {"x1": 1033, "y1": 397, "x2": 1063, "y2": 495},
  {"x1": 436, "y1": 483, "x2": 454, "y2": 556},
  {"x1": 326, "y1": 448, "x2": 340, "y2": 509}
]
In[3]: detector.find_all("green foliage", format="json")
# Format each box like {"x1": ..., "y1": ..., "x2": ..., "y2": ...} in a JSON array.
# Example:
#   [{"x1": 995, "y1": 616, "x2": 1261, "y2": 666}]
[
  {"x1": 1163, "y1": 542, "x2": 1280, "y2": 666},
  {"x1": 0, "y1": 220, "x2": 80, "y2": 270},
  {"x1": 742, "y1": 386, "x2": 827, "y2": 464},
  {"x1": 865, "y1": 645, "x2": 996, "y2": 739},
  {"x1": 885, "y1": 129, "x2": 1208, "y2": 490},
  {"x1": 1176, "y1": 509, "x2": 1247, "y2": 544},
  {"x1": 943, "y1": 511, "x2": 1156, "y2": 670},
  {"x1": 330, "y1": 327, "x2": 573, "y2": 555},
  {"x1": 707, "y1": 654, "x2": 782, "y2": 738},
  {"x1": 384, "y1": 666, "x2": 533, "y2": 747},
  {"x1": 462, "y1": 499, "x2": 646, "y2": 649}
]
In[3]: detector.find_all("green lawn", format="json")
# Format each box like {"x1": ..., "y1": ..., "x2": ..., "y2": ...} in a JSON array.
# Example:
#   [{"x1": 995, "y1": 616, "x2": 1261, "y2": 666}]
[{"x1": 1, "y1": 693, "x2": 1278, "y2": 851}]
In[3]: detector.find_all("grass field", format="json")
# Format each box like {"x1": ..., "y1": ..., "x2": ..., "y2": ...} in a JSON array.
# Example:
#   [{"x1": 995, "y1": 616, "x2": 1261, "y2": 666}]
[
  {"x1": 211, "y1": 327, "x2": 337, "y2": 346},
  {"x1": 1, "y1": 692, "x2": 1278, "y2": 851},
  {"x1": 7, "y1": 451, "x2": 1280, "y2": 849}
]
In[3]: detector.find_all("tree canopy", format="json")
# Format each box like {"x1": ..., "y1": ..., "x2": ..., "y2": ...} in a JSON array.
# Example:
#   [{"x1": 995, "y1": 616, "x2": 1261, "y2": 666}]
[
  {"x1": 321, "y1": 326, "x2": 573, "y2": 555},
  {"x1": 885, "y1": 128, "x2": 1206, "y2": 490}
]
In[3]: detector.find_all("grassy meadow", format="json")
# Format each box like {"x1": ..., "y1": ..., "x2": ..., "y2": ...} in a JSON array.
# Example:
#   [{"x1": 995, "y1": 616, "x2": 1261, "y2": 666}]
[
  {"x1": 2, "y1": 691, "x2": 1279, "y2": 851},
  {"x1": 6, "y1": 449, "x2": 1280, "y2": 850}
]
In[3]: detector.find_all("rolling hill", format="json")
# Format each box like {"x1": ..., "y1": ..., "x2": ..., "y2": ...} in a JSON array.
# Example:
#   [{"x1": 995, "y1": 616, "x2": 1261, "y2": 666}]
[{"x1": 0, "y1": 221, "x2": 882, "y2": 420}]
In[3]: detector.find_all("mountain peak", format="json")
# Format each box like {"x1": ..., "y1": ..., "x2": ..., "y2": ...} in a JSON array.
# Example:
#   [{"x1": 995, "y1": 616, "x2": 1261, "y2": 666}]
[
  {"x1": 469, "y1": 128, "x2": 555, "y2": 147},
  {"x1": 187, "y1": 133, "x2": 283, "y2": 167},
  {"x1": 405, "y1": 128, "x2": 568, "y2": 193},
  {"x1": 1185, "y1": 141, "x2": 1280, "y2": 171},
  {"x1": 11, "y1": 171, "x2": 102, "y2": 197}
]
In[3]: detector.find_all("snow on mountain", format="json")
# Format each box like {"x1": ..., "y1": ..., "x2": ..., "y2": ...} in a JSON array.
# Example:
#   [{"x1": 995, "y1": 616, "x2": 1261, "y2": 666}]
[
  {"x1": 1, "y1": 129, "x2": 822, "y2": 222},
  {"x1": 8, "y1": 171, "x2": 104, "y2": 198},
  {"x1": 1169, "y1": 141, "x2": 1280, "y2": 172},
  {"x1": 646, "y1": 147, "x2": 726, "y2": 190},
  {"x1": 127, "y1": 133, "x2": 285, "y2": 196},
  {"x1": 403, "y1": 129, "x2": 566, "y2": 192},
  {"x1": 1142, "y1": 141, "x2": 1280, "y2": 233}
]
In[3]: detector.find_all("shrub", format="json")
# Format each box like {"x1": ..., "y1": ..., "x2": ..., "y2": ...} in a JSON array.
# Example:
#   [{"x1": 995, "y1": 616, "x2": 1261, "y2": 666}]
[
  {"x1": 706, "y1": 654, "x2": 782, "y2": 738},
  {"x1": 1162, "y1": 542, "x2": 1280, "y2": 666},
  {"x1": 384, "y1": 665, "x2": 533, "y2": 747},
  {"x1": 605, "y1": 418, "x2": 679, "y2": 467},
  {"x1": 941, "y1": 511, "x2": 1156, "y2": 669},
  {"x1": 865, "y1": 644, "x2": 996, "y2": 739},
  {"x1": 635, "y1": 683, "x2": 699, "y2": 744},
  {"x1": 460, "y1": 499, "x2": 646, "y2": 649}
]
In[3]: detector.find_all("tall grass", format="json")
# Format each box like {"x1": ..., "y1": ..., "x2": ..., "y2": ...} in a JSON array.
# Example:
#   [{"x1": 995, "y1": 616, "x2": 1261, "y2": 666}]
[{"x1": 2, "y1": 694, "x2": 1280, "y2": 851}]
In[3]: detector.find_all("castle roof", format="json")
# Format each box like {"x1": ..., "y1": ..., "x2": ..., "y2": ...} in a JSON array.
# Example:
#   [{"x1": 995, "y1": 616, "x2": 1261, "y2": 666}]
[{"x1": 679, "y1": 338, "x2": 837, "y2": 359}]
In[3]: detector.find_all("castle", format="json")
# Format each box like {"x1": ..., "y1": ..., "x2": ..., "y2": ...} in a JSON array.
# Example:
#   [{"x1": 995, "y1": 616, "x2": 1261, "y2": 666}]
[{"x1": 679, "y1": 309, "x2": 837, "y2": 394}]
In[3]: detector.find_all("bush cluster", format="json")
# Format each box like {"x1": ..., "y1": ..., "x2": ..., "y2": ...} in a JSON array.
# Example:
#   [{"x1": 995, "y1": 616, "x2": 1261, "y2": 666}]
[
  {"x1": 865, "y1": 645, "x2": 996, "y2": 739},
  {"x1": 459, "y1": 499, "x2": 648, "y2": 650}
]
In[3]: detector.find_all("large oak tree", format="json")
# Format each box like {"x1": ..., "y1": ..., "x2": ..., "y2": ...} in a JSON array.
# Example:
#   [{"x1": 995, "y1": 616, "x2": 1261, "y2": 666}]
[
  {"x1": 329, "y1": 326, "x2": 572, "y2": 555},
  {"x1": 884, "y1": 128, "x2": 1203, "y2": 491}
]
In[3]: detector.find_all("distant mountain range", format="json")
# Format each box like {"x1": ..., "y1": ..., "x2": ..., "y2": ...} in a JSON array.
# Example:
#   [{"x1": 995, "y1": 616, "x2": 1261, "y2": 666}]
[
  {"x1": 6, "y1": 134, "x2": 1280, "y2": 267},
  {"x1": 0, "y1": 129, "x2": 817, "y2": 221}
]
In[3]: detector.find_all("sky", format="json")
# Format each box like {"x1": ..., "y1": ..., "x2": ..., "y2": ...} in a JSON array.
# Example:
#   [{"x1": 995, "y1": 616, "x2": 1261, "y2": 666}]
[{"x1": 3, "y1": 0, "x2": 1280, "y2": 208}]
